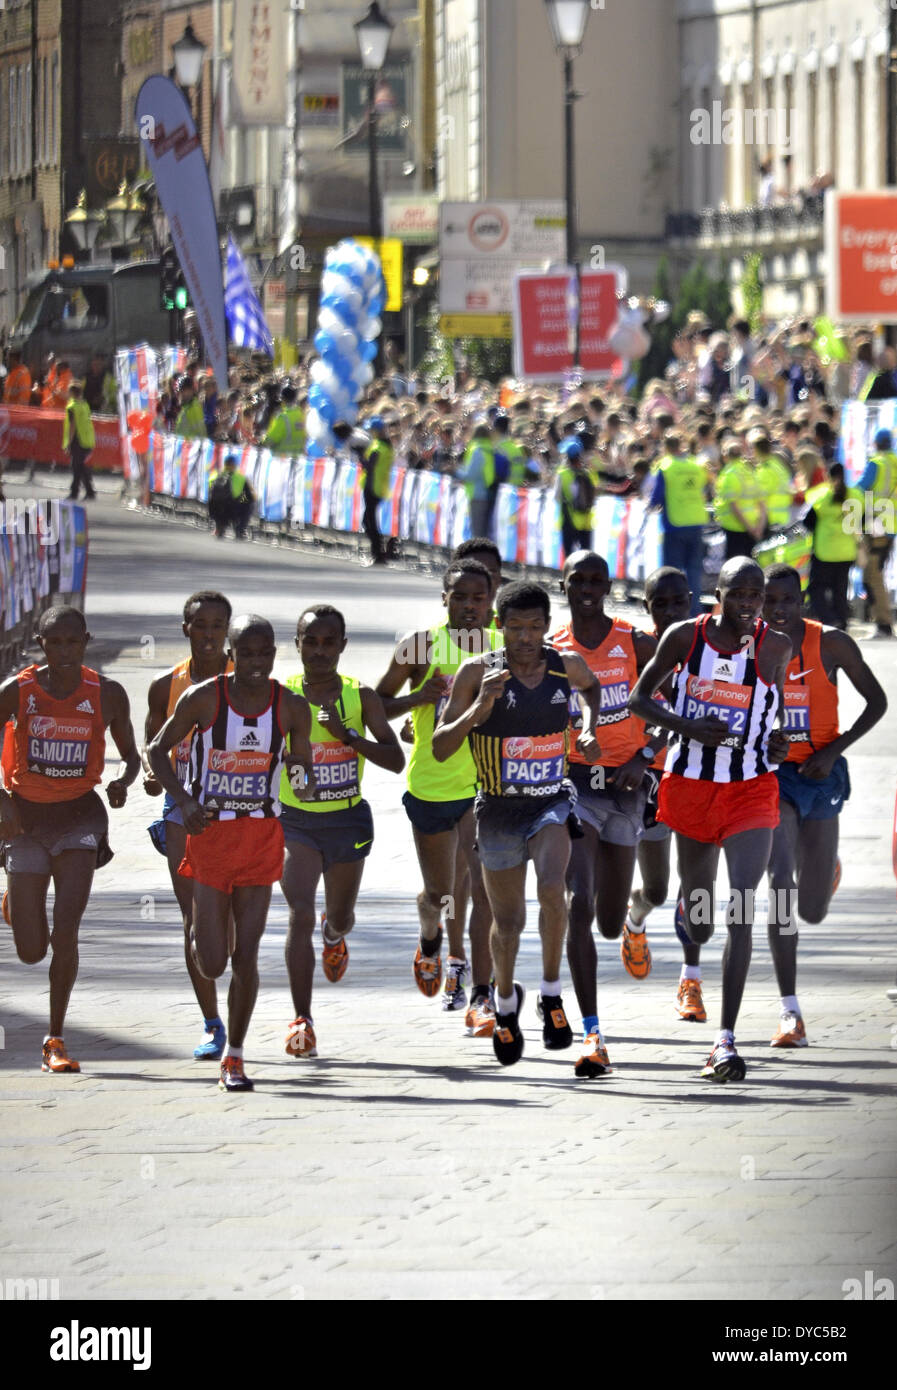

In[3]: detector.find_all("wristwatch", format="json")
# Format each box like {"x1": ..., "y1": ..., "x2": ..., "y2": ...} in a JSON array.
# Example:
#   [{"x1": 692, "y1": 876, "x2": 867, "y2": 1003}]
[
  {"x1": 639, "y1": 745, "x2": 655, "y2": 762},
  {"x1": 345, "y1": 728, "x2": 361, "y2": 747}
]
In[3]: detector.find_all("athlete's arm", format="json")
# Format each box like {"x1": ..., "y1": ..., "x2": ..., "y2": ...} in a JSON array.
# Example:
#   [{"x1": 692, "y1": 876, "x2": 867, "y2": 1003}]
[
  {"x1": 629, "y1": 621, "x2": 730, "y2": 747},
  {"x1": 0, "y1": 675, "x2": 24, "y2": 836},
  {"x1": 375, "y1": 631, "x2": 448, "y2": 719},
  {"x1": 798, "y1": 631, "x2": 888, "y2": 780},
  {"x1": 147, "y1": 684, "x2": 218, "y2": 833},
  {"x1": 280, "y1": 688, "x2": 315, "y2": 799},
  {"x1": 758, "y1": 628, "x2": 793, "y2": 762},
  {"x1": 432, "y1": 658, "x2": 501, "y2": 762},
  {"x1": 319, "y1": 686, "x2": 405, "y2": 774},
  {"x1": 559, "y1": 651, "x2": 603, "y2": 765},
  {"x1": 141, "y1": 670, "x2": 174, "y2": 796},
  {"x1": 101, "y1": 679, "x2": 142, "y2": 809}
]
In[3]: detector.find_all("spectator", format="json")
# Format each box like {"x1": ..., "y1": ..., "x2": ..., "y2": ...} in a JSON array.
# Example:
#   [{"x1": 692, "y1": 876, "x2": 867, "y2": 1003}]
[
  {"x1": 751, "y1": 430, "x2": 794, "y2": 537},
  {"x1": 362, "y1": 417, "x2": 394, "y2": 565},
  {"x1": 208, "y1": 453, "x2": 254, "y2": 540},
  {"x1": 2, "y1": 348, "x2": 31, "y2": 406},
  {"x1": 856, "y1": 428, "x2": 897, "y2": 638},
  {"x1": 458, "y1": 422, "x2": 497, "y2": 539},
  {"x1": 714, "y1": 438, "x2": 767, "y2": 559},
  {"x1": 62, "y1": 381, "x2": 97, "y2": 500},
  {"x1": 803, "y1": 463, "x2": 861, "y2": 630},
  {"x1": 556, "y1": 437, "x2": 596, "y2": 557},
  {"x1": 175, "y1": 376, "x2": 206, "y2": 438},
  {"x1": 650, "y1": 430, "x2": 709, "y2": 614}
]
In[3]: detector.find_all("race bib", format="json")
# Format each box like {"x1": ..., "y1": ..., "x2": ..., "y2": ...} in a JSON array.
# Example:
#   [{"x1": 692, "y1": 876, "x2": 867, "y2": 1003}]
[
  {"x1": 597, "y1": 677, "x2": 632, "y2": 727},
  {"x1": 203, "y1": 749, "x2": 272, "y2": 811},
  {"x1": 501, "y1": 733, "x2": 566, "y2": 796},
  {"x1": 26, "y1": 714, "x2": 91, "y2": 781},
  {"x1": 782, "y1": 687, "x2": 810, "y2": 742},
  {"x1": 683, "y1": 675, "x2": 751, "y2": 749},
  {"x1": 307, "y1": 741, "x2": 360, "y2": 802}
]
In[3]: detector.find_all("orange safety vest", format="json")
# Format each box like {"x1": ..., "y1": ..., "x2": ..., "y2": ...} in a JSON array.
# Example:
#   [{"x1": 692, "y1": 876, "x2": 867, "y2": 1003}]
[{"x1": 3, "y1": 364, "x2": 32, "y2": 406}]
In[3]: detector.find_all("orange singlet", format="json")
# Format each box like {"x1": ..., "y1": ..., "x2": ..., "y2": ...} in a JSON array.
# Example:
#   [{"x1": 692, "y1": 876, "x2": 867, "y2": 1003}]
[
  {"x1": 7, "y1": 665, "x2": 106, "y2": 803},
  {"x1": 782, "y1": 620, "x2": 840, "y2": 764},
  {"x1": 551, "y1": 619, "x2": 646, "y2": 768}
]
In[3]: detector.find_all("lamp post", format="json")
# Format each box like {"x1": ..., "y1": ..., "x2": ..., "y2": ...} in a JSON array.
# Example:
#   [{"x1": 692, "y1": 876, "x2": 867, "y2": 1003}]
[
  {"x1": 64, "y1": 190, "x2": 105, "y2": 263},
  {"x1": 354, "y1": 2, "x2": 394, "y2": 242},
  {"x1": 172, "y1": 15, "x2": 207, "y2": 137},
  {"x1": 105, "y1": 182, "x2": 145, "y2": 253},
  {"x1": 544, "y1": 0, "x2": 592, "y2": 371}
]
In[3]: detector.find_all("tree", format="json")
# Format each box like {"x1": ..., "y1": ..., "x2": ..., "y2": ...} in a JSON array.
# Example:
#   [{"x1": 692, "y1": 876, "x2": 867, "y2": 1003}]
[{"x1": 636, "y1": 255, "x2": 733, "y2": 395}]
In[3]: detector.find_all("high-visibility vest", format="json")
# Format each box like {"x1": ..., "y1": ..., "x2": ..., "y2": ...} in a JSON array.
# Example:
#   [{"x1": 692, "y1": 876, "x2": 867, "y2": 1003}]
[
  {"x1": 715, "y1": 459, "x2": 765, "y2": 532},
  {"x1": 365, "y1": 441, "x2": 394, "y2": 500},
  {"x1": 3, "y1": 364, "x2": 32, "y2": 406},
  {"x1": 176, "y1": 398, "x2": 207, "y2": 439},
  {"x1": 264, "y1": 406, "x2": 306, "y2": 455},
  {"x1": 62, "y1": 398, "x2": 95, "y2": 450},
  {"x1": 659, "y1": 454, "x2": 709, "y2": 527},
  {"x1": 209, "y1": 469, "x2": 248, "y2": 501},
  {"x1": 558, "y1": 465, "x2": 594, "y2": 530},
  {"x1": 756, "y1": 457, "x2": 793, "y2": 530},
  {"x1": 808, "y1": 483, "x2": 862, "y2": 563},
  {"x1": 867, "y1": 452, "x2": 897, "y2": 536},
  {"x1": 496, "y1": 438, "x2": 528, "y2": 486},
  {"x1": 461, "y1": 440, "x2": 496, "y2": 501}
]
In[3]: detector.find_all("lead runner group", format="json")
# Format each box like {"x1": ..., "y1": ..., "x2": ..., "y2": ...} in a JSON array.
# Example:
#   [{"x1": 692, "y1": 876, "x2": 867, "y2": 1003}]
[{"x1": 0, "y1": 534, "x2": 887, "y2": 1090}]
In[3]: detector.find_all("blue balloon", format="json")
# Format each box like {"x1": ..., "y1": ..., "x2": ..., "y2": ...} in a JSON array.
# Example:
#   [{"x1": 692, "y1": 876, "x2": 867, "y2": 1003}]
[
  {"x1": 317, "y1": 399, "x2": 337, "y2": 424},
  {"x1": 361, "y1": 341, "x2": 378, "y2": 362},
  {"x1": 314, "y1": 329, "x2": 332, "y2": 356},
  {"x1": 332, "y1": 355, "x2": 357, "y2": 386}
]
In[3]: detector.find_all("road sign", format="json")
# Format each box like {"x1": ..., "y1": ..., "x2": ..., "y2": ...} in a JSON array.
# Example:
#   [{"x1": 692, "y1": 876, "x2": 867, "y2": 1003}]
[
  {"x1": 512, "y1": 268, "x2": 623, "y2": 382},
  {"x1": 384, "y1": 196, "x2": 439, "y2": 245},
  {"x1": 439, "y1": 201, "x2": 566, "y2": 316},
  {"x1": 826, "y1": 190, "x2": 897, "y2": 324},
  {"x1": 356, "y1": 237, "x2": 404, "y2": 312},
  {"x1": 439, "y1": 314, "x2": 513, "y2": 340}
]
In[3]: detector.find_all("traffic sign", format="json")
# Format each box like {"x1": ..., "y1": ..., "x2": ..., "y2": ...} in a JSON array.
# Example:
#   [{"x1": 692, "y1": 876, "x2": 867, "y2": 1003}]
[{"x1": 439, "y1": 201, "x2": 566, "y2": 316}]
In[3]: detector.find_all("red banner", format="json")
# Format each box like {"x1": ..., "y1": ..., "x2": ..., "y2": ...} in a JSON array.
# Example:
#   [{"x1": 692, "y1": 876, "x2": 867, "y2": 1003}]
[
  {"x1": 0, "y1": 405, "x2": 123, "y2": 471},
  {"x1": 513, "y1": 269, "x2": 620, "y2": 382}
]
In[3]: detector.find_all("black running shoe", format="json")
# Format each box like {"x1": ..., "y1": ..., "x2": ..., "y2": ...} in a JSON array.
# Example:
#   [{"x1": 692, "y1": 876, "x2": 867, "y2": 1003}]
[
  {"x1": 492, "y1": 983, "x2": 526, "y2": 1067},
  {"x1": 539, "y1": 994, "x2": 573, "y2": 1050},
  {"x1": 700, "y1": 1041, "x2": 746, "y2": 1083}
]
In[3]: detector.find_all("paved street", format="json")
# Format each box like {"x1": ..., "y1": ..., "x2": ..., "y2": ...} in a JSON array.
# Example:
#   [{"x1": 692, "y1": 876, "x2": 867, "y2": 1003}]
[{"x1": 1, "y1": 475, "x2": 896, "y2": 1303}]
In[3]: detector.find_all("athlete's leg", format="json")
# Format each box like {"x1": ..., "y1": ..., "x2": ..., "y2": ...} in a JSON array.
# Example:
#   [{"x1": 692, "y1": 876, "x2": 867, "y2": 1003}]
[
  {"x1": 482, "y1": 861, "x2": 528, "y2": 998},
  {"x1": 47, "y1": 849, "x2": 95, "y2": 1037},
  {"x1": 323, "y1": 858, "x2": 366, "y2": 938},
  {"x1": 281, "y1": 841, "x2": 323, "y2": 1019},
  {"x1": 632, "y1": 835, "x2": 670, "y2": 923},
  {"x1": 191, "y1": 882, "x2": 233, "y2": 980},
  {"x1": 720, "y1": 827, "x2": 774, "y2": 1032},
  {"x1": 677, "y1": 835, "x2": 721, "y2": 945},
  {"x1": 411, "y1": 825, "x2": 457, "y2": 946},
  {"x1": 796, "y1": 817, "x2": 840, "y2": 925},
  {"x1": 594, "y1": 841, "x2": 637, "y2": 940},
  {"x1": 529, "y1": 823, "x2": 572, "y2": 985},
  {"x1": 226, "y1": 885, "x2": 273, "y2": 1048},
  {"x1": 167, "y1": 821, "x2": 220, "y2": 1020},
  {"x1": 767, "y1": 800, "x2": 800, "y2": 997},
  {"x1": 565, "y1": 825, "x2": 597, "y2": 1017},
  {"x1": 8, "y1": 872, "x2": 51, "y2": 962},
  {"x1": 457, "y1": 808, "x2": 492, "y2": 987},
  {"x1": 450, "y1": 855, "x2": 470, "y2": 958}
]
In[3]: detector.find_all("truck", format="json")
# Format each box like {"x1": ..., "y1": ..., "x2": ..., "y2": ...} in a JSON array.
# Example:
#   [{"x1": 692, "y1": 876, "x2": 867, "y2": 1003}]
[{"x1": 8, "y1": 260, "x2": 172, "y2": 379}]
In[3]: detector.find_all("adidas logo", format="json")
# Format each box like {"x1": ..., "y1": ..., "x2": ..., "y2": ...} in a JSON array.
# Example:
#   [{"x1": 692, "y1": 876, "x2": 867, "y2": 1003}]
[
  {"x1": 551, "y1": 689, "x2": 568, "y2": 704},
  {"x1": 76, "y1": 700, "x2": 94, "y2": 714},
  {"x1": 240, "y1": 731, "x2": 260, "y2": 747},
  {"x1": 608, "y1": 645, "x2": 627, "y2": 659}
]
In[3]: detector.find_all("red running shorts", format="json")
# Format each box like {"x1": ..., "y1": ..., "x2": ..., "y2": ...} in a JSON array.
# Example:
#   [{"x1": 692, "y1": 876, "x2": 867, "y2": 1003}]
[
  {"x1": 179, "y1": 816, "x2": 285, "y2": 892},
  {"x1": 658, "y1": 771, "x2": 780, "y2": 846}
]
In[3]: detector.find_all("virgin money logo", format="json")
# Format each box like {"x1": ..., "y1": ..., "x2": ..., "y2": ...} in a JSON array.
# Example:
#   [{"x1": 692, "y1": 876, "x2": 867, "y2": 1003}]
[
  {"x1": 28, "y1": 716, "x2": 56, "y2": 738},
  {"x1": 690, "y1": 679, "x2": 716, "y2": 703},
  {"x1": 505, "y1": 738, "x2": 533, "y2": 759},
  {"x1": 312, "y1": 744, "x2": 327, "y2": 764},
  {"x1": 210, "y1": 751, "x2": 238, "y2": 773}
]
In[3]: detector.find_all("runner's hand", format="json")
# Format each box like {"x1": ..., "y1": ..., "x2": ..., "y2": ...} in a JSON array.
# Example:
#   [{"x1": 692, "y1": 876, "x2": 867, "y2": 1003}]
[
  {"x1": 143, "y1": 773, "x2": 164, "y2": 797},
  {"x1": 798, "y1": 747, "x2": 839, "y2": 781},
  {"x1": 400, "y1": 716, "x2": 414, "y2": 744},
  {"x1": 766, "y1": 730, "x2": 790, "y2": 765},
  {"x1": 689, "y1": 716, "x2": 730, "y2": 747},
  {"x1": 472, "y1": 667, "x2": 510, "y2": 725},
  {"x1": 284, "y1": 752, "x2": 317, "y2": 800},
  {"x1": 416, "y1": 674, "x2": 450, "y2": 707},
  {"x1": 106, "y1": 778, "x2": 129, "y2": 809},
  {"x1": 0, "y1": 796, "x2": 24, "y2": 838},
  {"x1": 576, "y1": 731, "x2": 603, "y2": 766},
  {"x1": 179, "y1": 795, "x2": 208, "y2": 835},
  {"x1": 607, "y1": 753, "x2": 643, "y2": 791},
  {"x1": 318, "y1": 700, "x2": 349, "y2": 744}
]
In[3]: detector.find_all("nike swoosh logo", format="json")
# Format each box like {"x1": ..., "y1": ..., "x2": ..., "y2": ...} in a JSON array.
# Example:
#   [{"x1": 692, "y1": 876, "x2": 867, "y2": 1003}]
[
  {"x1": 354, "y1": 840, "x2": 373, "y2": 850},
  {"x1": 830, "y1": 798, "x2": 840, "y2": 806},
  {"x1": 787, "y1": 670, "x2": 815, "y2": 681}
]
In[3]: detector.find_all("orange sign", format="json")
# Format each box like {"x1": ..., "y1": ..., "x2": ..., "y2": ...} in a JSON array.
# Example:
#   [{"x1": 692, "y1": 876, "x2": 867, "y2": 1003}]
[
  {"x1": 0, "y1": 406, "x2": 122, "y2": 471},
  {"x1": 826, "y1": 190, "x2": 897, "y2": 324}
]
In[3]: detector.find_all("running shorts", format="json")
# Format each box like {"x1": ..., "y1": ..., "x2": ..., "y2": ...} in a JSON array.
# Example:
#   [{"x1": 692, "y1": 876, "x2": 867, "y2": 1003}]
[
  {"x1": 179, "y1": 817, "x2": 285, "y2": 892},
  {"x1": 4, "y1": 790, "x2": 112, "y2": 874},
  {"x1": 641, "y1": 769, "x2": 671, "y2": 842},
  {"x1": 402, "y1": 791, "x2": 474, "y2": 836},
  {"x1": 281, "y1": 801, "x2": 374, "y2": 871},
  {"x1": 148, "y1": 789, "x2": 185, "y2": 857},
  {"x1": 658, "y1": 771, "x2": 780, "y2": 846},
  {"x1": 474, "y1": 790, "x2": 581, "y2": 872},
  {"x1": 568, "y1": 762, "x2": 647, "y2": 848},
  {"x1": 775, "y1": 756, "x2": 851, "y2": 823}
]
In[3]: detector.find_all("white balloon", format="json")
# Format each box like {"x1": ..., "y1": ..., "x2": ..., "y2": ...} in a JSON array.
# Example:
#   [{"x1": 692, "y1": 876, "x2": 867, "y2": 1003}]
[
  {"x1": 362, "y1": 316, "x2": 383, "y2": 343},
  {"x1": 306, "y1": 410, "x2": 331, "y2": 443},
  {"x1": 609, "y1": 318, "x2": 650, "y2": 360},
  {"x1": 333, "y1": 326, "x2": 360, "y2": 357},
  {"x1": 317, "y1": 308, "x2": 344, "y2": 337}
]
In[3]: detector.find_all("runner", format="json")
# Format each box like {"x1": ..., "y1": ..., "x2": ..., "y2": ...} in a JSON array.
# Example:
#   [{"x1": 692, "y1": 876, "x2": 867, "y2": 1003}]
[
  {"x1": 147, "y1": 616, "x2": 313, "y2": 1093},
  {"x1": 763, "y1": 563, "x2": 887, "y2": 1045},
  {"x1": 0, "y1": 606, "x2": 140, "y2": 1073},
  {"x1": 628, "y1": 567, "x2": 708, "y2": 1024},
  {"x1": 279, "y1": 605, "x2": 403, "y2": 1059},
  {"x1": 433, "y1": 581, "x2": 603, "y2": 1067},
  {"x1": 551, "y1": 552, "x2": 660, "y2": 1078},
  {"x1": 142, "y1": 590, "x2": 233, "y2": 1060},
  {"x1": 376, "y1": 560, "x2": 501, "y2": 1036},
  {"x1": 629, "y1": 557, "x2": 792, "y2": 1081}
]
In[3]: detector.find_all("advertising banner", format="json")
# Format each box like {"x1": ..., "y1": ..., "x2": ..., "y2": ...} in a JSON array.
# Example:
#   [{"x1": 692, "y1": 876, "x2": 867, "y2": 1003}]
[
  {"x1": 231, "y1": 0, "x2": 288, "y2": 125},
  {"x1": 0, "y1": 405, "x2": 122, "y2": 470},
  {"x1": 513, "y1": 268, "x2": 622, "y2": 382},
  {"x1": 826, "y1": 190, "x2": 897, "y2": 324}
]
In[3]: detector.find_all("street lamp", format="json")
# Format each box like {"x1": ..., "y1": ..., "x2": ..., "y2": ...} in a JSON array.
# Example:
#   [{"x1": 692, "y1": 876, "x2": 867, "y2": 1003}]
[
  {"x1": 354, "y1": 2, "x2": 394, "y2": 241},
  {"x1": 64, "y1": 190, "x2": 105, "y2": 260},
  {"x1": 105, "y1": 182, "x2": 145, "y2": 248},
  {"x1": 544, "y1": 0, "x2": 592, "y2": 370},
  {"x1": 172, "y1": 15, "x2": 206, "y2": 135}
]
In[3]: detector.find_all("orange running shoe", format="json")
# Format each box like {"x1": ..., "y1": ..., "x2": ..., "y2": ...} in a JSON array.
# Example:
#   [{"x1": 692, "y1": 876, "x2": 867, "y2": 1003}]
[
  {"x1": 464, "y1": 994, "x2": 496, "y2": 1038},
  {"x1": 413, "y1": 928, "x2": 443, "y2": 998},
  {"x1": 676, "y1": 977, "x2": 707, "y2": 1023},
  {"x1": 321, "y1": 915, "x2": 349, "y2": 983},
  {"x1": 574, "y1": 1032, "x2": 613, "y2": 1079},
  {"x1": 2, "y1": 891, "x2": 10, "y2": 926},
  {"x1": 285, "y1": 1017, "x2": 317, "y2": 1059},
  {"x1": 770, "y1": 1012, "x2": 808, "y2": 1048},
  {"x1": 620, "y1": 920, "x2": 652, "y2": 979},
  {"x1": 218, "y1": 1055, "x2": 254, "y2": 1091},
  {"x1": 831, "y1": 858, "x2": 842, "y2": 898},
  {"x1": 41, "y1": 1037, "x2": 80, "y2": 1073}
]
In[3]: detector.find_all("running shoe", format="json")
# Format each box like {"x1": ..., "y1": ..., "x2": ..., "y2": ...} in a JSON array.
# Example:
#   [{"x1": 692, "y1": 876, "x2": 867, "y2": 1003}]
[
  {"x1": 465, "y1": 993, "x2": 496, "y2": 1038},
  {"x1": 676, "y1": 978, "x2": 707, "y2": 1023},
  {"x1": 620, "y1": 920, "x2": 652, "y2": 979},
  {"x1": 701, "y1": 1041, "x2": 746, "y2": 1082},
  {"x1": 41, "y1": 1037, "x2": 80, "y2": 1074},
  {"x1": 770, "y1": 1012, "x2": 808, "y2": 1048},
  {"x1": 442, "y1": 957, "x2": 469, "y2": 1012},
  {"x1": 539, "y1": 994, "x2": 573, "y2": 1050},
  {"x1": 194, "y1": 1017, "x2": 226, "y2": 1060},
  {"x1": 413, "y1": 928, "x2": 443, "y2": 998},
  {"x1": 574, "y1": 1032, "x2": 613, "y2": 1079},
  {"x1": 1, "y1": 890, "x2": 9, "y2": 926},
  {"x1": 321, "y1": 915, "x2": 349, "y2": 983},
  {"x1": 285, "y1": 1017, "x2": 317, "y2": 1059},
  {"x1": 831, "y1": 858, "x2": 842, "y2": 898},
  {"x1": 493, "y1": 983, "x2": 526, "y2": 1066},
  {"x1": 218, "y1": 1056, "x2": 254, "y2": 1091}
]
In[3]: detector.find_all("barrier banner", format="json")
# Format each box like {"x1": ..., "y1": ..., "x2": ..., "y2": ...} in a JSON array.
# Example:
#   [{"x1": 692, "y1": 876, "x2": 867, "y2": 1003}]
[
  {"x1": 840, "y1": 399, "x2": 897, "y2": 484},
  {"x1": 55, "y1": 503, "x2": 88, "y2": 597},
  {"x1": 0, "y1": 405, "x2": 121, "y2": 470}
]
